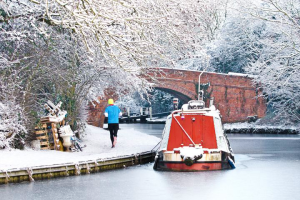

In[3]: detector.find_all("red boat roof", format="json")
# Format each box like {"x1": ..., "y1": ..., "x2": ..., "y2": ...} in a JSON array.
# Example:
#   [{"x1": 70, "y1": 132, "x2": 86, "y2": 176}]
[{"x1": 167, "y1": 114, "x2": 217, "y2": 151}]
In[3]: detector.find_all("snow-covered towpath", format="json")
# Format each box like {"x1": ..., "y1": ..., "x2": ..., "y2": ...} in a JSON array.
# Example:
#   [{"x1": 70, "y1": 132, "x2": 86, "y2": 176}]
[{"x1": 0, "y1": 125, "x2": 161, "y2": 171}]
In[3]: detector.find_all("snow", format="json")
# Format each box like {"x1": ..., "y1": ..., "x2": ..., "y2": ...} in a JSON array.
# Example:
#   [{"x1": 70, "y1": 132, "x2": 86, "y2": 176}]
[
  {"x1": 146, "y1": 118, "x2": 299, "y2": 132},
  {"x1": 146, "y1": 116, "x2": 168, "y2": 123},
  {"x1": 228, "y1": 72, "x2": 256, "y2": 78},
  {"x1": 179, "y1": 146, "x2": 204, "y2": 161},
  {"x1": 152, "y1": 67, "x2": 252, "y2": 76},
  {"x1": 0, "y1": 125, "x2": 160, "y2": 171},
  {"x1": 223, "y1": 122, "x2": 299, "y2": 131}
]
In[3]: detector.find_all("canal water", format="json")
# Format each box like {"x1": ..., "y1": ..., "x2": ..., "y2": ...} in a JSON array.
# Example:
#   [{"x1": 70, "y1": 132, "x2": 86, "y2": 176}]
[{"x1": 1, "y1": 124, "x2": 300, "y2": 200}]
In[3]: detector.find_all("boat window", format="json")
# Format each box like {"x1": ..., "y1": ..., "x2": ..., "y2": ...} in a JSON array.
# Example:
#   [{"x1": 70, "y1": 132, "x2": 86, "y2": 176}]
[
  {"x1": 214, "y1": 117, "x2": 223, "y2": 137},
  {"x1": 214, "y1": 117, "x2": 229, "y2": 151},
  {"x1": 188, "y1": 100, "x2": 205, "y2": 109},
  {"x1": 160, "y1": 116, "x2": 172, "y2": 150}
]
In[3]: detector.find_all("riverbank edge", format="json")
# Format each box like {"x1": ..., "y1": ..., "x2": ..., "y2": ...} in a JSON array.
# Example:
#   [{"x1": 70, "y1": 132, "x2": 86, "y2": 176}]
[
  {"x1": 0, "y1": 151, "x2": 156, "y2": 185},
  {"x1": 139, "y1": 121, "x2": 300, "y2": 134},
  {"x1": 224, "y1": 128, "x2": 299, "y2": 134}
]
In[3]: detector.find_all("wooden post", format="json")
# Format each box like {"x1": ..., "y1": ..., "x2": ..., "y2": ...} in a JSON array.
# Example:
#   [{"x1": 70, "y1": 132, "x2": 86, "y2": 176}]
[
  {"x1": 149, "y1": 107, "x2": 152, "y2": 120},
  {"x1": 51, "y1": 123, "x2": 60, "y2": 151},
  {"x1": 127, "y1": 107, "x2": 130, "y2": 117}
]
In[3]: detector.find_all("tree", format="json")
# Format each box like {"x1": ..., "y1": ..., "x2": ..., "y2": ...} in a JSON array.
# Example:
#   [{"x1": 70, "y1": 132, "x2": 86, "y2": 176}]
[
  {"x1": 0, "y1": 0, "x2": 228, "y2": 148},
  {"x1": 208, "y1": 17, "x2": 266, "y2": 73},
  {"x1": 242, "y1": 0, "x2": 300, "y2": 123},
  {"x1": 30, "y1": 0, "x2": 228, "y2": 69}
]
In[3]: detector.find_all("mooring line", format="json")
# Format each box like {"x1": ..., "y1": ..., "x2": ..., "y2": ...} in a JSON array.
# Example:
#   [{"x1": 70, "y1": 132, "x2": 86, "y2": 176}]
[{"x1": 151, "y1": 140, "x2": 162, "y2": 152}]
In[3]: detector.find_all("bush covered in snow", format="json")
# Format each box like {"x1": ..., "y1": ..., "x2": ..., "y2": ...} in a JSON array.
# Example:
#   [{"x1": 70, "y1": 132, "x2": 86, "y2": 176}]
[{"x1": 0, "y1": 102, "x2": 26, "y2": 149}]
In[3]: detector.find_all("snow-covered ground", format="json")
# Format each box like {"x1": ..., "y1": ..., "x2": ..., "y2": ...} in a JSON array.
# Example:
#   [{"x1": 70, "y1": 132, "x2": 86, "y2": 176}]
[
  {"x1": 147, "y1": 117, "x2": 299, "y2": 132},
  {"x1": 224, "y1": 122, "x2": 299, "y2": 131},
  {"x1": 0, "y1": 125, "x2": 160, "y2": 171}
]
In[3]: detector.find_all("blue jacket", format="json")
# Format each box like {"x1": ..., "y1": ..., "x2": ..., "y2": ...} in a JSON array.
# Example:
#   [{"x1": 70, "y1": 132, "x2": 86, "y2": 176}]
[{"x1": 104, "y1": 105, "x2": 121, "y2": 124}]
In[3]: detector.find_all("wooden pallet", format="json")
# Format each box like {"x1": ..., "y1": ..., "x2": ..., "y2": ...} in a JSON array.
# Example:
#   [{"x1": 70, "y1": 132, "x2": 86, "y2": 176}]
[
  {"x1": 35, "y1": 120, "x2": 66, "y2": 151},
  {"x1": 34, "y1": 124, "x2": 47, "y2": 129},
  {"x1": 35, "y1": 125, "x2": 50, "y2": 150}
]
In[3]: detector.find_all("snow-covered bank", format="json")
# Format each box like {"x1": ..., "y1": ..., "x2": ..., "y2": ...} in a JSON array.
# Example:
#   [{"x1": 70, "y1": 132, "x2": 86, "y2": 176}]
[
  {"x1": 0, "y1": 125, "x2": 160, "y2": 171},
  {"x1": 224, "y1": 122, "x2": 300, "y2": 134},
  {"x1": 146, "y1": 118, "x2": 300, "y2": 134},
  {"x1": 146, "y1": 116, "x2": 167, "y2": 124}
]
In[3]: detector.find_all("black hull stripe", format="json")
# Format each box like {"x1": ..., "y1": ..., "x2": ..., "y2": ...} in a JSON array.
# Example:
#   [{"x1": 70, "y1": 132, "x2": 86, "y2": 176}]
[{"x1": 162, "y1": 161, "x2": 227, "y2": 164}]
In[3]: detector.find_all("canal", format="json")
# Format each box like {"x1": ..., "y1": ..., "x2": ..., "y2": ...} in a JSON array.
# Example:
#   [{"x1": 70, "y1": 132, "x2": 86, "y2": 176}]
[{"x1": 1, "y1": 124, "x2": 300, "y2": 200}]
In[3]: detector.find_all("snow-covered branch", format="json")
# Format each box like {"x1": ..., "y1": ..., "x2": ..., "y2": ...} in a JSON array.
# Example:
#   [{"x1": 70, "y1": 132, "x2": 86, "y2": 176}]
[
  {"x1": 242, "y1": 0, "x2": 300, "y2": 124},
  {"x1": 0, "y1": 0, "x2": 228, "y2": 148}
]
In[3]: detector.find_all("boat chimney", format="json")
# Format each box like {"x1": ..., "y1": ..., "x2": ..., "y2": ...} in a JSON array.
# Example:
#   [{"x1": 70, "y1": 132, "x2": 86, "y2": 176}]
[
  {"x1": 210, "y1": 97, "x2": 214, "y2": 107},
  {"x1": 198, "y1": 90, "x2": 204, "y2": 101},
  {"x1": 198, "y1": 71, "x2": 204, "y2": 101},
  {"x1": 173, "y1": 98, "x2": 179, "y2": 110}
]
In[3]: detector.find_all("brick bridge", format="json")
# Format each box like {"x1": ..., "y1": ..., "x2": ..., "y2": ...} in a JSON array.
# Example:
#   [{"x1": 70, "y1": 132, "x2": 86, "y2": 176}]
[{"x1": 88, "y1": 68, "x2": 266, "y2": 127}]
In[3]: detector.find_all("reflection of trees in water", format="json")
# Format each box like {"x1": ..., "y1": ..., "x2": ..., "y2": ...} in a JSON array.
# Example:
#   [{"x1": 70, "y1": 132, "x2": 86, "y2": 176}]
[{"x1": 149, "y1": 90, "x2": 174, "y2": 113}]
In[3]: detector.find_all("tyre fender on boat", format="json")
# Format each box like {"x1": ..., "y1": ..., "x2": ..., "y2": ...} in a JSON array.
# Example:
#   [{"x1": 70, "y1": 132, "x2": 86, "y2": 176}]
[
  {"x1": 183, "y1": 154, "x2": 203, "y2": 166},
  {"x1": 228, "y1": 157, "x2": 235, "y2": 169},
  {"x1": 183, "y1": 157, "x2": 194, "y2": 166}
]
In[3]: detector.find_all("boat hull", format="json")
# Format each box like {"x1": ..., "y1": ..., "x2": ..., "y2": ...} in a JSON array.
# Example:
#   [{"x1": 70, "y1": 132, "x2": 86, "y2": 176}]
[{"x1": 153, "y1": 151, "x2": 234, "y2": 171}]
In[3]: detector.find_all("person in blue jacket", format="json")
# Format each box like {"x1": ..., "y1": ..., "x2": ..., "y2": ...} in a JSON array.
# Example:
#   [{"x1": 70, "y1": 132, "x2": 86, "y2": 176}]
[{"x1": 104, "y1": 99, "x2": 122, "y2": 148}]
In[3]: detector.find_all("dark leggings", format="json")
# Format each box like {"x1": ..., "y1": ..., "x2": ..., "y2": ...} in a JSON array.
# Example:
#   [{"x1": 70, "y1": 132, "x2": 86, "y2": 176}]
[{"x1": 108, "y1": 123, "x2": 119, "y2": 144}]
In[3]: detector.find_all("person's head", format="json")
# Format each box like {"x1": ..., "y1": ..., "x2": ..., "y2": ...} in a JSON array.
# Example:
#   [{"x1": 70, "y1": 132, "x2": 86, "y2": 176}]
[{"x1": 108, "y1": 99, "x2": 114, "y2": 105}]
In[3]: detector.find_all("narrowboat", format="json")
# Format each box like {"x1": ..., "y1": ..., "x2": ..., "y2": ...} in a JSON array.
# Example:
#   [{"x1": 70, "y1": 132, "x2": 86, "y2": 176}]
[{"x1": 153, "y1": 80, "x2": 235, "y2": 171}]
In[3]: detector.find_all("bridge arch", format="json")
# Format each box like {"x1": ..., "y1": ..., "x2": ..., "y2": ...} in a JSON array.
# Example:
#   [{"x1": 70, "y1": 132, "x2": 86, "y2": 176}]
[
  {"x1": 154, "y1": 84, "x2": 194, "y2": 103},
  {"x1": 88, "y1": 68, "x2": 267, "y2": 128}
]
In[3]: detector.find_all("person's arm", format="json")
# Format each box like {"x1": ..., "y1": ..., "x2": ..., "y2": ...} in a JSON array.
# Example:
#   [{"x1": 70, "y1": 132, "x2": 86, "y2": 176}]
[
  {"x1": 118, "y1": 107, "x2": 122, "y2": 117},
  {"x1": 104, "y1": 107, "x2": 108, "y2": 117}
]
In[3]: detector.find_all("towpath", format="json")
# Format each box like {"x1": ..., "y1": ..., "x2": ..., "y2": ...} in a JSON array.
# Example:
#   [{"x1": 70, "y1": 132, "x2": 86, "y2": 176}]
[{"x1": 0, "y1": 125, "x2": 160, "y2": 171}]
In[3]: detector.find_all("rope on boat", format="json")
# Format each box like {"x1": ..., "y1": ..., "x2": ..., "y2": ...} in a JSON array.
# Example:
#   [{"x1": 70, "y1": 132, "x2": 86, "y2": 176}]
[{"x1": 151, "y1": 140, "x2": 162, "y2": 152}]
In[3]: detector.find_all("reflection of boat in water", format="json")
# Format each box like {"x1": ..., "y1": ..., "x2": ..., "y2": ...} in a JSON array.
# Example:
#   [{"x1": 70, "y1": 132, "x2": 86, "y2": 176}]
[{"x1": 153, "y1": 74, "x2": 235, "y2": 171}]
